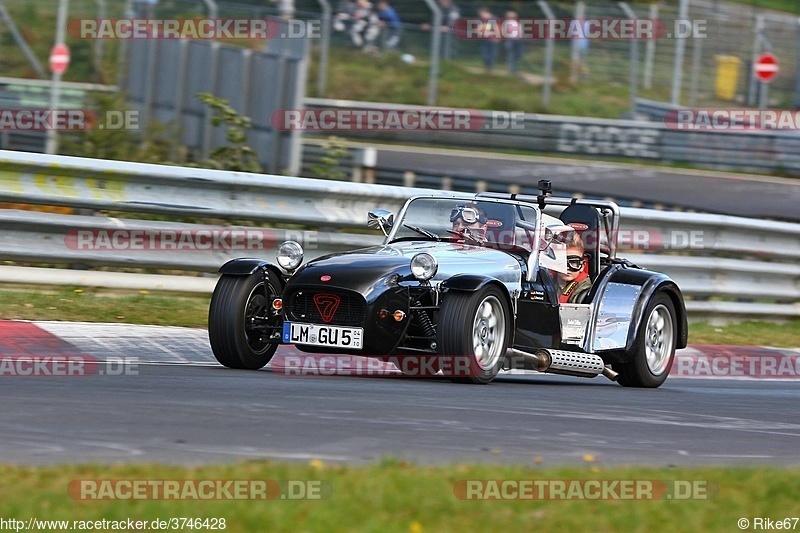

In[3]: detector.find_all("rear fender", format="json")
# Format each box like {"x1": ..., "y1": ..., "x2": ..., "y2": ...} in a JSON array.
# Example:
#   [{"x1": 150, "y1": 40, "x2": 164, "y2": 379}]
[{"x1": 589, "y1": 266, "x2": 687, "y2": 354}]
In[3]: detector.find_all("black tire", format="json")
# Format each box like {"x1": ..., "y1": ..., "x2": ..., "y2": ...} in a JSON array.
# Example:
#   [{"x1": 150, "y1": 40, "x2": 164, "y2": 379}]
[
  {"x1": 437, "y1": 286, "x2": 511, "y2": 384},
  {"x1": 208, "y1": 271, "x2": 282, "y2": 370},
  {"x1": 616, "y1": 293, "x2": 677, "y2": 388}
]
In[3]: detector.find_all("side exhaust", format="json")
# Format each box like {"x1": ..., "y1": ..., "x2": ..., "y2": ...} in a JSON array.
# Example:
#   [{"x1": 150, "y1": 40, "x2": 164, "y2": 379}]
[{"x1": 506, "y1": 348, "x2": 618, "y2": 382}]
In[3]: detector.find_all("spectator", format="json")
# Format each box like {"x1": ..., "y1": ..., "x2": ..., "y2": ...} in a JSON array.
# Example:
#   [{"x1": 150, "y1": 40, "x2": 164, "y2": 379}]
[
  {"x1": 422, "y1": 0, "x2": 460, "y2": 31},
  {"x1": 271, "y1": 0, "x2": 295, "y2": 20},
  {"x1": 477, "y1": 6, "x2": 498, "y2": 73},
  {"x1": 421, "y1": 0, "x2": 461, "y2": 59},
  {"x1": 504, "y1": 10, "x2": 523, "y2": 75},
  {"x1": 376, "y1": 1, "x2": 402, "y2": 49},
  {"x1": 333, "y1": 0, "x2": 356, "y2": 32},
  {"x1": 572, "y1": 18, "x2": 590, "y2": 77},
  {"x1": 350, "y1": 0, "x2": 381, "y2": 51}
]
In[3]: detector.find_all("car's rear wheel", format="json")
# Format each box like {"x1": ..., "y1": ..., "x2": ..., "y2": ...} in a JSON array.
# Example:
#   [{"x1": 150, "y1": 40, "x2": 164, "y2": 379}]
[
  {"x1": 616, "y1": 293, "x2": 677, "y2": 388},
  {"x1": 208, "y1": 271, "x2": 282, "y2": 370},
  {"x1": 437, "y1": 286, "x2": 510, "y2": 384}
]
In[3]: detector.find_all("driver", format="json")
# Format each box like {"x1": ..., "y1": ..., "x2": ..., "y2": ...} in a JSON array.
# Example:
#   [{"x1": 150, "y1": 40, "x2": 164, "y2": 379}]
[{"x1": 450, "y1": 204, "x2": 488, "y2": 242}]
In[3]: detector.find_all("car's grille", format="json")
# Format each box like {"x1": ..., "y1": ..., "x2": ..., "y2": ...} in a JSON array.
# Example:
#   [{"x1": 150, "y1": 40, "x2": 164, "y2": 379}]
[{"x1": 287, "y1": 289, "x2": 367, "y2": 327}]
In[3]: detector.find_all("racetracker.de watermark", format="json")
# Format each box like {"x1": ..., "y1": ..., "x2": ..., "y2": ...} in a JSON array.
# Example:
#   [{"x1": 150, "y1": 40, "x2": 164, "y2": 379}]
[
  {"x1": 271, "y1": 109, "x2": 526, "y2": 132},
  {"x1": 64, "y1": 229, "x2": 282, "y2": 252},
  {"x1": 68, "y1": 479, "x2": 331, "y2": 500},
  {"x1": 673, "y1": 347, "x2": 800, "y2": 379},
  {"x1": 452, "y1": 18, "x2": 706, "y2": 40},
  {"x1": 453, "y1": 479, "x2": 715, "y2": 500},
  {"x1": 665, "y1": 109, "x2": 800, "y2": 131},
  {"x1": 0, "y1": 110, "x2": 138, "y2": 131},
  {"x1": 0, "y1": 356, "x2": 138, "y2": 377},
  {"x1": 275, "y1": 354, "x2": 462, "y2": 377},
  {"x1": 69, "y1": 18, "x2": 321, "y2": 39}
]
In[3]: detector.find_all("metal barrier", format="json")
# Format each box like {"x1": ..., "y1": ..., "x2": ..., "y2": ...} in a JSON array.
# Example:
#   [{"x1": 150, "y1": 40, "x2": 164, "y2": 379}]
[
  {"x1": 304, "y1": 98, "x2": 800, "y2": 175},
  {"x1": 0, "y1": 149, "x2": 797, "y2": 317}
]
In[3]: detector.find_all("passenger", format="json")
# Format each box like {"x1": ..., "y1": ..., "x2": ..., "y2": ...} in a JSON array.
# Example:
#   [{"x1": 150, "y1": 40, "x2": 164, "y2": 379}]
[{"x1": 554, "y1": 232, "x2": 591, "y2": 304}]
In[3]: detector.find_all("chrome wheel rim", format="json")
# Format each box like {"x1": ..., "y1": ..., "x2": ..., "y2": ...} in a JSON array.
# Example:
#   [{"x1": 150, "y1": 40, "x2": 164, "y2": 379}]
[
  {"x1": 645, "y1": 304, "x2": 673, "y2": 375},
  {"x1": 472, "y1": 295, "x2": 506, "y2": 370},
  {"x1": 244, "y1": 282, "x2": 273, "y2": 355}
]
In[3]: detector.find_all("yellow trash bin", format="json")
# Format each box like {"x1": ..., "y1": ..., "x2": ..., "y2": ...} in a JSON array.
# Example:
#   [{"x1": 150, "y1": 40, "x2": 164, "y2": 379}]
[{"x1": 714, "y1": 55, "x2": 741, "y2": 101}]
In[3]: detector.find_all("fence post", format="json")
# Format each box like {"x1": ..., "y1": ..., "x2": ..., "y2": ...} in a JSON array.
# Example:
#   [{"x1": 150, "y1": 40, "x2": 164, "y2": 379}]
[
  {"x1": 619, "y1": 3, "x2": 639, "y2": 114},
  {"x1": 315, "y1": 0, "x2": 331, "y2": 97},
  {"x1": 570, "y1": 1, "x2": 585, "y2": 85},
  {"x1": 44, "y1": 0, "x2": 69, "y2": 155},
  {"x1": 670, "y1": 0, "x2": 689, "y2": 105},
  {"x1": 747, "y1": 15, "x2": 764, "y2": 107},
  {"x1": 689, "y1": 29, "x2": 703, "y2": 107},
  {"x1": 93, "y1": 0, "x2": 106, "y2": 75},
  {"x1": 793, "y1": 18, "x2": 800, "y2": 108},
  {"x1": 537, "y1": 0, "x2": 555, "y2": 108},
  {"x1": 643, "y1": 3, "x2": 658, "y2": 89},
  {"x1": 422, "y1": 0, "x2": 442, "y2": 106}
]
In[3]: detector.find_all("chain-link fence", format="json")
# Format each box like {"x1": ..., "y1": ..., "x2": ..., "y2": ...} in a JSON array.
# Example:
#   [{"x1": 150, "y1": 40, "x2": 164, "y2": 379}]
[
  {"x1": 295, "y1": 0, "x2": 800, "y2": 114},
  {"x1": 3, "y1": 0, "x2": 799, "y2": 116}
]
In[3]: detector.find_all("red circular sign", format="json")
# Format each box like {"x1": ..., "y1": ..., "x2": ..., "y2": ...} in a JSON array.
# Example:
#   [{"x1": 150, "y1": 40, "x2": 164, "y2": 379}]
[
  {"x1": 754, "y1": 52, "x2": 778, "y2": 83},
  {"x1": 49, "y1": 43, "x2": 70, "y2": 75}
]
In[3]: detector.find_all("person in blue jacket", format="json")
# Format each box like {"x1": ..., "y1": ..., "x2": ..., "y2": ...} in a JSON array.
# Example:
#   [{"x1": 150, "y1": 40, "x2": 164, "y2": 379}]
[{"x1": 376, "y1": 1, "x2": 402, "y2": 49}]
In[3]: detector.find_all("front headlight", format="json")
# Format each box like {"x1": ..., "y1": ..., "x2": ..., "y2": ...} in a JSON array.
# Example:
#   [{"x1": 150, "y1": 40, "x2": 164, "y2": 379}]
[
  {"x1": 410, "y1": 253, "x2": 438, "y2": 281},
  {"x1": 276, "y1": 240, "x2": 304, "y2": 271}
]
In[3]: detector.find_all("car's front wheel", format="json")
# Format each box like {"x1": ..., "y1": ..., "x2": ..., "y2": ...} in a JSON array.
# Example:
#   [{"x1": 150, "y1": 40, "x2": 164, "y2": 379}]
[
  {"x1": 437, "y1": 286, "x2": 510, "y2": 384},
  {"x1": 208, "y1": 271, "x2": 282, "y2": 370},
  {"x1": 616, "y1": 293, "x2": 677, "y2": 388}
]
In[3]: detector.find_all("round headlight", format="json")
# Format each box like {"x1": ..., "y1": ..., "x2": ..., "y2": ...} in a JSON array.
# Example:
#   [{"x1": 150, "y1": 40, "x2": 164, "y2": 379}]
[
  {"x1": 276, "y1": 240, "x2": 303, "y2": 271},
  {"x1": 410, "y1": 253, "x2": 438, "y2": 281}
]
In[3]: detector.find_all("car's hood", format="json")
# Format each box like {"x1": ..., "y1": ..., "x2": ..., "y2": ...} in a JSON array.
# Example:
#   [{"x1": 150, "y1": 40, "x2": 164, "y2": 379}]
[{"x1": 289, "y1": 241, "x2": 522, "y2": 296}]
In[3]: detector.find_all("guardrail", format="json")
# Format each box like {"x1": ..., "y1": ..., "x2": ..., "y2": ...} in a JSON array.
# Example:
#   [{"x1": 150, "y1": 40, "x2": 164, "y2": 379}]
[
  {"x1": 305, "y1": 98, "x2": 800, "y2": 176},
  {"x1": 0, "y1": 150, "x2": 797, "y2": 318}
]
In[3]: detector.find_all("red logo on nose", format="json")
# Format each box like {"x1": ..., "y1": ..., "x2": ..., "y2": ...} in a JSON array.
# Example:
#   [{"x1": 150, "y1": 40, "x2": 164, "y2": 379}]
[{"x1": 313, "y1": 294, "x2": 341, "y2": 323}]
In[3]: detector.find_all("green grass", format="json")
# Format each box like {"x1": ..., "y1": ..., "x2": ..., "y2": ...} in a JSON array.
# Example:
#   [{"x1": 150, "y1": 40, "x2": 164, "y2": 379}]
[
  {"x1": 728, "y1": 0, "x2": 800, "y2": 13},
  {"x1": 310, "y1": 47, "x2": 633, "y2": 118},
  {"x1": 0, "y1": 286, "x2": 209, "y2": 328},
  {"x1": 689, "y1": 319, "x2": 800, "y2": 347},
  {"x1": 0, "y1": 461, "x2": 798, "y2": 532},
  {"x1": 0, "y1": 285, "x2": 797, "y2": 347}
]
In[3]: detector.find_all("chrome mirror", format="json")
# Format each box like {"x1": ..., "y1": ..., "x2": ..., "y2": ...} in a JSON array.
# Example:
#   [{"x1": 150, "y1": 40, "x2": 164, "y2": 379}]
[{"x1": 367, "y1": 209, "x2": 394, "y2": 236}]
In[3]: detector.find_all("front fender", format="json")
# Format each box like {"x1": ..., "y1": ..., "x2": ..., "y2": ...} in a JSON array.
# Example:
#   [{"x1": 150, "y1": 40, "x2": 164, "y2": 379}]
[
  {"x1": 441, "y1": 274, "x2": 497, "y2": 292},
  {"x1": 219, "y1": 258, "x2": 285, "y2": 286},
  {"x1": 441, "y1": 274, "x2": 516, "y2": 329}
]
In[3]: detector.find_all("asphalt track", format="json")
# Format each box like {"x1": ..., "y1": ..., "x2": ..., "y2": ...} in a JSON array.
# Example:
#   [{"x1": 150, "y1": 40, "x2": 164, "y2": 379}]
[
  {"x1": 363, "y1": 144, "x2": 800, "y2": 221},
  {"x1": 1, "y1": 322, "x2": 799, "y2": 467}
]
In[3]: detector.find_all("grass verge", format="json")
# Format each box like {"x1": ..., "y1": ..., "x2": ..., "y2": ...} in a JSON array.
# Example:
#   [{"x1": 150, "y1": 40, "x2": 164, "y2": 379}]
[
  {"x1": 0, "y1": 461, "x2": 798, "y2": 532},
  {"x1": 0, "y1": 285, "x2": 797, "y2": 347},
  {"x1": 0, "y1": 286, "x2": 209, "y2": 328}
]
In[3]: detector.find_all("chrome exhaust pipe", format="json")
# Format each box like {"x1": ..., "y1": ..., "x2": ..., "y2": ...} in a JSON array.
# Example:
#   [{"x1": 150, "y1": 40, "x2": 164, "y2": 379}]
[
  {"x1": 506, "y1": 348, "x2": 616, "y2": 381},
  {"x1": 602, "y1": 366, "x2": 619, "y2": 382}
]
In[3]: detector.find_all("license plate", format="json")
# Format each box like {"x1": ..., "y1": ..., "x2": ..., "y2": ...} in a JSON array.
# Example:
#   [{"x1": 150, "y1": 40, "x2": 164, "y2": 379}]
[{"x1": 282, "y1": 322, "x2": 363, "y2": 350}]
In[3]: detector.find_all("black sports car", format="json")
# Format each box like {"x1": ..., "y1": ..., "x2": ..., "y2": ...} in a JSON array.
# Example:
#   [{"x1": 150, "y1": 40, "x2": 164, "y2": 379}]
[{"x1": 208, "y1": 181, "x2": 687, "y2": 386}]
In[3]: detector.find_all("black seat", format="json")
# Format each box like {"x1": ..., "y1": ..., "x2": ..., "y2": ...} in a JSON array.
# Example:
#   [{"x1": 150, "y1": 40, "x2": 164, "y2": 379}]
[
  {"x1": 560, "y1": 203, "x2": 600, "y2": 280},
  {"x1": 478, "y1": 202, "x2": 515, "y2": 248}
]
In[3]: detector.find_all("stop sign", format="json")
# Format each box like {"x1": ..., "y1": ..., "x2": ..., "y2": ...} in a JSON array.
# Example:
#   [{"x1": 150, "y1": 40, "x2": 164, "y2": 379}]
[
  {"x1": 754, "y1": 52, "x2": 778, "y2": 83},
  {"x1": 49, "y1": 43, "x2": 70, "y2": 75}
]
